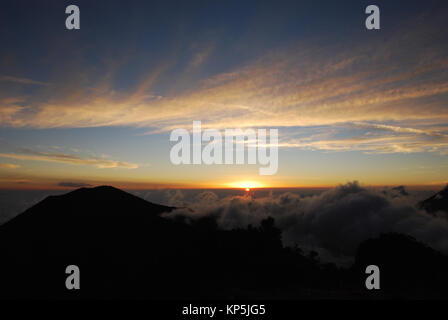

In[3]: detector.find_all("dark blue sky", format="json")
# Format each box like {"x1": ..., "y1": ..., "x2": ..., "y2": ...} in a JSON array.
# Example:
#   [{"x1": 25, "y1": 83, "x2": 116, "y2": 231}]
[{"x1": 1, "y1": 0, "x2": 442, "y2": 94}]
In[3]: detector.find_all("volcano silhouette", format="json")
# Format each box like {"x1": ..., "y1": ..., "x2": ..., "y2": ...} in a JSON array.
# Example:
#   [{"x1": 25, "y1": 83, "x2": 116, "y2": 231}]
[
  {"x1": 419, "y1": 185, "x2": 448, "y2": 216},
  {"x1": 0, "y1": 186, "x2": 190, "y2": 298}
]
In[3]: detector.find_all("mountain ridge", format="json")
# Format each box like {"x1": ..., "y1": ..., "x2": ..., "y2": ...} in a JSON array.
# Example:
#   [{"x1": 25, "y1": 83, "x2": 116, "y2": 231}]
[{"x1": 418, "y1": 184, "x2": 448, "y2": 215}]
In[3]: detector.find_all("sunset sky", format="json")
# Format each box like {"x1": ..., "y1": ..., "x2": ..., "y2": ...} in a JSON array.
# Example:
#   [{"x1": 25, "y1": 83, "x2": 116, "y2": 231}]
[{"x1": 1, "y1": 0, "x2": 448, "y2": 189}]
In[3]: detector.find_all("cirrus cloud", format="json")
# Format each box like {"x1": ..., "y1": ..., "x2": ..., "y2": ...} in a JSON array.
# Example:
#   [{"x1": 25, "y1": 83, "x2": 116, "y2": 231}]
[
  {"x1": 0, "y1": 163, "x2": 20, "y2": 169},
  {"x1": 0, "y1": 149, "x2": 138, "y2": 169},
  {"x1": 1, "y1": 7, "x2": 448, "y2": 157}
]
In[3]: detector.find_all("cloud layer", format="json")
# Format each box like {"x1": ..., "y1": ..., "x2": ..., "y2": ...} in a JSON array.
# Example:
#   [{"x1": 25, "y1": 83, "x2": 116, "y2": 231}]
[
  {"x1": 58, "y1": 182, "x2": 92, "y2": 188},
  {"x1": 160, "y1": 182, "x2": 448, "y2": 264}
]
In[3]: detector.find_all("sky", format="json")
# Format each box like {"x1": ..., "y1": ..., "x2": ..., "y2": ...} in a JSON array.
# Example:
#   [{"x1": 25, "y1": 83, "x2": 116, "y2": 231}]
[{"x1": 1, "y1": 0, "x2": 448, "y2": 189}]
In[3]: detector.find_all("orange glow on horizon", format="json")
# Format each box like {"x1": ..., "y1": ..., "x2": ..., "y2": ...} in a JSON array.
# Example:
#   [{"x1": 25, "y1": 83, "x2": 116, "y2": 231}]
[
  {"x1": 0, "y1": 176, "x2": 445, "y2": 191},
  {"x1": 227, "y1": 181, "x2": 266, "y2": 189}
]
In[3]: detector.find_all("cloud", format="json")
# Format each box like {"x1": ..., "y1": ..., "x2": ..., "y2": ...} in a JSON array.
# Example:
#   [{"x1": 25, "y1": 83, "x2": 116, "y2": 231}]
[
  {"x1": 162, "y1": 182, "x2": 448, "y2": 264},
  {"x1": 0, "y1": 163, "x2": 20, "y2": 169},
  {"x1": 0, "y1": 75, "x2": 50, "y2": 86},
  {"x1": 164, "y1": 189, "x2": 186, "y2": 207},
  {"x1": 0, "y1": 9, "x2": 447, "y2": 155},
  {"x1": 352, "y1": 122, "x2": 447, "y2": 138},
  {"x1": 58, "y1": 182, "x2": 92, "y2": 188},
  {"x1": 279, "y1": 122, "x2": 448, "y2": 154},
  {"x1": 5, "y1": 50, "x2": 446, "y2": 132},
  {"x1": 0, "y1": 149, "x2": 138, "y2": 169}
]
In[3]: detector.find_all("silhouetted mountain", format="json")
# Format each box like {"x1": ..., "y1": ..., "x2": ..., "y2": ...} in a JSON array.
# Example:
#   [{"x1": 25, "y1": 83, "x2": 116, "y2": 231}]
[
  {"x1": 391, "y1": 185, "x2": 409, "y2": 196},
  {"x1": 0, "y1": 186, "x2": 181, "y2": 298},
  {"x1": 1, "y1": 185, "x2": 174, "y2": 229},
  {"x1": 0, "y1": 186, "x2": 447, "y2": 299},
  {"x1": 0, "y1": 186, "x2": 322, "y2": 299},
  {"x1": 418, "y1": 185, "x2": 448, "y2": 216},
  {"x1": 381, "y1": 185, "x2": 409, "y2": 198}
]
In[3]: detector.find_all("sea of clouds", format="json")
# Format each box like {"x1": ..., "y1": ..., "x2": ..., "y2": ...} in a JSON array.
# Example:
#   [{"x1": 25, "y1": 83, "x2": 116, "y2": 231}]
[{"x1": 138, "y1": 182, "x2": 448, "y2": 264}]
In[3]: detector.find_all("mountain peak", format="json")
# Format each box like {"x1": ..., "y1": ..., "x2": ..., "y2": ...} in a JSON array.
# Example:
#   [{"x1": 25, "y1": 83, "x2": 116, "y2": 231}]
[
  {"x1": 65, "y1": 185, "x2": 128, "y2": 198},
  {"x1": 418, "y1": 185, "x2": 448, "y2": 215},
  {"x1": 76, "y1": 185, "x2": 120, "y2": 191},
  {"x1": 0, "y1": 186, "x2": 174, "y2": 233}
]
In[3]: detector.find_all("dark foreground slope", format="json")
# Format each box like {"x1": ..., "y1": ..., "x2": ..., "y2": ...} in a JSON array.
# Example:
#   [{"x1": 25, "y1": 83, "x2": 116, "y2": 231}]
[
  {"x1": 0, "y1": 186, "x2": 447, "y2": 299},
  {"x1": 353, "y1": 233, "x2": 448, "y2": 298}
]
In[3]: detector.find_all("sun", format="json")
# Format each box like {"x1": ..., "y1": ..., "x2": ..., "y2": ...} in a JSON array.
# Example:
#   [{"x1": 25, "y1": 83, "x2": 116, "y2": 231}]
[{"x1": 228, "y1": 181, "x2": 265, "y2": 189}]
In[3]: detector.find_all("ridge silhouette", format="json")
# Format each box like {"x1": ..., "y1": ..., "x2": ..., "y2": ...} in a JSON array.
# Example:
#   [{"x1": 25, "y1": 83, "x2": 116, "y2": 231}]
[
  {"x1": 0, "y1": 186, "x2": 447, "y2": 299},
  {"x1": 419, "y1": 185, "x2": 448, "y2": 216}
]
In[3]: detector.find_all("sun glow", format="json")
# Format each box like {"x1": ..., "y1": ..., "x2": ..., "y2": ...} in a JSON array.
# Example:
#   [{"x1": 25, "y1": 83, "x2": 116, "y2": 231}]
[{"x1": 228, "y1": 181, "x2": 265, "y2": 189}]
